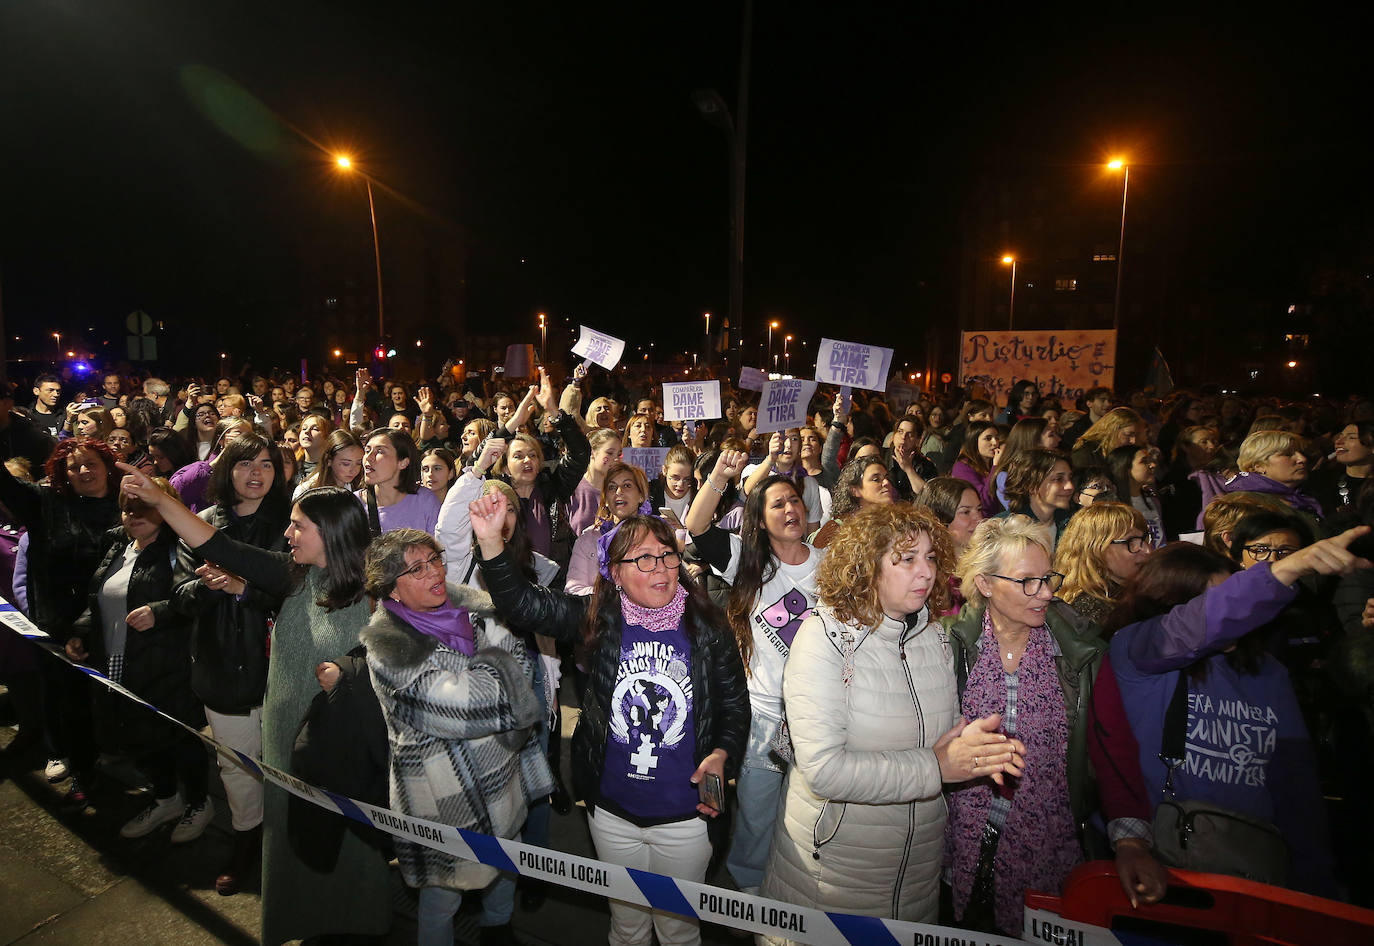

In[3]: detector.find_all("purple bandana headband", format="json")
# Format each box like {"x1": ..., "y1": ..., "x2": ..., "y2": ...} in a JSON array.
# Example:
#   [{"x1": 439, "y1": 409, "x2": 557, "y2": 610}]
[{"x1": 595, "y1": 501, "x2": 659, "y2": 581}]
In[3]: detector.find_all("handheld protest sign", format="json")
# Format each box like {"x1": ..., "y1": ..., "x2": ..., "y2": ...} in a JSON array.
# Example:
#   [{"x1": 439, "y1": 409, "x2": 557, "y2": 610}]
[
  {"x1": 571, "y1": 325, "x2": 626, "y2": 371},
  {"x1": 738, "y1": 366, "x2": 768, "y2": 392},
  {"x1": 755, "y1": 379, "x2": 818, "y2": 434},
  {"x1": 838, "y1": 385, "x2": 852, "y2": 415},
  {"x1": 814, "y1": 338, "x2": 894, "y2": 393},
  {"x1": 662, "y1": 380, "x2": 721, "y2": 422},
  {"x1": 621, "y1": 447, "x2": 670, "y2": 479}
]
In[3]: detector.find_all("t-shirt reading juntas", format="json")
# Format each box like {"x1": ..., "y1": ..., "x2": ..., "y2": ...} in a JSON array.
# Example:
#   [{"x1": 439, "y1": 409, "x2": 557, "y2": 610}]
[{"x1": 598, "y1": 617, "x2": 699, "y2": 824}]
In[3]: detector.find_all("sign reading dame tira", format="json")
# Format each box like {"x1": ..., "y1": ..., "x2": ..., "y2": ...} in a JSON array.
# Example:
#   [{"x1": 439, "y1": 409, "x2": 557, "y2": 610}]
[
  {"x1": 571, "y1": 325, "x2": 626, "y2": 371},
  {"x1": 960, "y1": 330, "x2": 1116, "y2": 404},
  {"x1": 756, "y1": 379, "x2": 818, "y2": 435},
  {"x1": 621, "y1": 447, "x2": 670, "y2": 478},
  {"x1": 662, "y1": 381, "x2": 721, "y2": 422},
  {"x1": 814, "y1": 338, "x2": 893, "y2": 392}
]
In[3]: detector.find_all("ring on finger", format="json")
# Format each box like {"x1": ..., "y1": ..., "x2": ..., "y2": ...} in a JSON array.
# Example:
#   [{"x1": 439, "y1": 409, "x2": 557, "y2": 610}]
[{"x1": 974, "y1": 756, "x2": 980, "y2": 768}]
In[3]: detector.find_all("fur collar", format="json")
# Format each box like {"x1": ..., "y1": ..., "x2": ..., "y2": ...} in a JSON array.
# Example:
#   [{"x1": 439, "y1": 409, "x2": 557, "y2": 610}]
[{"x1": 361, "y1": 582, "x2": 500, "y2": 670}]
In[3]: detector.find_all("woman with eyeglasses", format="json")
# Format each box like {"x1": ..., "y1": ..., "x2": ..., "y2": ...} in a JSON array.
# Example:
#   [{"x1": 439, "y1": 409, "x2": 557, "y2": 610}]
[
  {"x1": 1102, "y1": 528, "x2": 1360, "y2": 895},
  {"x1": 318, "y1": 528, "x2": 552, "y2": 946},
  {"x1": 1056, "y1": 503, "x2": 1151, "y2": 628},
  {"x1": 942, "y1": 516, "x2": 1106, "y2": 934},
  {"x1": 468, "y1": 496, "x2": 748, "y2": 946},
  {"x1": 183, "y1": 402, "x2": 221, "y2": 461},
  {"x1": 1071, "y1": 465, "x2": 1116, "y2": 510}
]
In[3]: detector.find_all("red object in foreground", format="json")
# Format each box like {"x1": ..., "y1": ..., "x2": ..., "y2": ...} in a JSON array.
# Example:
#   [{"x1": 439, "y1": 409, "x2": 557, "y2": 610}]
[{"x1": 1026, "y1": 861, "x2": 1374, "y2": 946}]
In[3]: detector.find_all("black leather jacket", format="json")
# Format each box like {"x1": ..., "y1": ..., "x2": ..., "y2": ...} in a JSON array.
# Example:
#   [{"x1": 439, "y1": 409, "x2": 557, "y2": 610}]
[
  {"x1": 174, "y1": 500, "x2": 291, "y2": 713},
  {"x1": 475, "y1": 546, "x2": 749, "y2": 810}
]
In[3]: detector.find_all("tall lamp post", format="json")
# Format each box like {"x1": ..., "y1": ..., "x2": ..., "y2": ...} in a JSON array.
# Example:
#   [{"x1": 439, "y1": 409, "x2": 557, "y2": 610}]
[
  {"x1": 691, "y1": 0, "x2": 754, "y2": 372},
  {"x1": 1001, "y1": 256, "x2": 1017, "y2": 330},
  {"x1": 335, "y1": 156, "x2": 386, "y2": 344},
  {"x1": 767, "y1": 320, "x2": 778, "y2": 367},
  {"x1": 784, "y1": 334, "x2": 792, "y2": 373},
  {"x1": 538, "y1": 313, "x2": 547, "y2": 365},
  {"x1": 1107, "y1": 158, "x2": 1130, "y2": 333}
]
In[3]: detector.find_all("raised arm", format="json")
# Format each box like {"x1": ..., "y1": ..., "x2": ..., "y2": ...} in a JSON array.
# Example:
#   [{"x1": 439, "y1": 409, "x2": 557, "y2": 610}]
[
  {"x1": 742, "y1": 433, "x2": 784, "y2": 496},
  {"x1": 684, "y1": 448, "x2": 746, "y2": 537}
]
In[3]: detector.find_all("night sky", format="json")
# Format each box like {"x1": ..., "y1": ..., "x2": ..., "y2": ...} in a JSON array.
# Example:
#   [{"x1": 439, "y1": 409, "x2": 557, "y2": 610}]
[{"x1": 3, "y1": 3, "x2": 1372, "y2": 381}]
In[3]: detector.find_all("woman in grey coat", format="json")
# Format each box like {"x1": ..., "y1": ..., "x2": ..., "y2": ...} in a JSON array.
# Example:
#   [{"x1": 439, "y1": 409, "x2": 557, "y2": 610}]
[{"x1": 337, "y1": 528, "x2": 551, "y2": 946}]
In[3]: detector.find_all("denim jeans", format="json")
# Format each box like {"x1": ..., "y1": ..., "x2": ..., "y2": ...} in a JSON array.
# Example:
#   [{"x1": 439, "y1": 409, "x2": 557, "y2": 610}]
[
  {"x1": 416, "y1": 873, "x2": 517, "y2": 946},
  {"x1": 725, "y1": 711, "x2": 786, "y2": 893}
]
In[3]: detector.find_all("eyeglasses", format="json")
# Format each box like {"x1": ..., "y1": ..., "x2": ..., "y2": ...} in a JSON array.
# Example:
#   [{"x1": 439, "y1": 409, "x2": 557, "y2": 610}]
[
  {"x1": 1242, "y1": 545, "x2": 1299, "y2": 562},
  {"x1": 1110, "y1": 535, "x2": 1148, "y2": 553},
  {"x1": 1078, "y1": 483, "x2": 1115, "y2": 498},
  {"x1": 399, "y1": 552, "x2": 445, "y2": 579},
  {"x1": 616, "y1": 550, "x2": 682, "y2": 573},
  {"x1": 988, "y1": 571, "x2": 1064, "y2": 596}
]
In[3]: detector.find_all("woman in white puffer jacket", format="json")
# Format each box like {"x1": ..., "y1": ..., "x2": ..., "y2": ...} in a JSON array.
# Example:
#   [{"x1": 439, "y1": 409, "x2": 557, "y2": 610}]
[{"x1": 760, "y1": 505, "x2": 1025, "y2": 936}]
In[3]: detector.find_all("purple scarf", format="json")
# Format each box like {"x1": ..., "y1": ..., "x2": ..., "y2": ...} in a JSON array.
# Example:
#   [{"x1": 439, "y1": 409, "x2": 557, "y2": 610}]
[
  {"x1": 619, "y1": 583, "x2": 687, "y2": 632},
  {"x1": 947, "y1": 609, "x2": 1080, "y2": 934},
  {"x1": 384, "y1": 599, "x2": 476, "y2": 656}
]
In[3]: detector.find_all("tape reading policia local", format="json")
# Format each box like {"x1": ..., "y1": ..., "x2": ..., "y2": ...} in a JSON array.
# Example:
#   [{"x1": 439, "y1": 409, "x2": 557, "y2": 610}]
[{"x1": 1, "y1": 601, "x2": 1121, "y2": 946}]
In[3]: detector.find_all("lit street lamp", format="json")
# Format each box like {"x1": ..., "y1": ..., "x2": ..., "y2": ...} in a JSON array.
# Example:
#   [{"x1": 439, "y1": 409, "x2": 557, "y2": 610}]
[
  {"x1": 335, "y1": 155, "x2": 387, "y2": 345},
  {"x1": 1001, "y1": 256, "x2": 1017, "y2": 330},
  {"x1": 767, "y1": 320, "x2": 779, "y2": 366},
  {"x1": 538, "y1": 313, "x2": 547, "y2": 365},
  {"x1": 1107, "y1": 158, "x2": 1130, "y2": 333}
]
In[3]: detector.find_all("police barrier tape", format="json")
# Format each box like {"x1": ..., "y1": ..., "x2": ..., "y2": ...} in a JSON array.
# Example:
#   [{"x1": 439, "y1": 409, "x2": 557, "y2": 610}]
[{"x1": 1, "y1": 600, "x2": 1123, "y2": 946}]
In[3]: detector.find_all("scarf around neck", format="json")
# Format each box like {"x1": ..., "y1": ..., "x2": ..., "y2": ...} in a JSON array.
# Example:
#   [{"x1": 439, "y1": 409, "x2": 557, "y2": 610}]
[
  {"x1": 384, "y1": 598, "x2": 476, "y2": 656},
  {"x1": 619, "y1": 582, "x2": 687, "y2": 632}
]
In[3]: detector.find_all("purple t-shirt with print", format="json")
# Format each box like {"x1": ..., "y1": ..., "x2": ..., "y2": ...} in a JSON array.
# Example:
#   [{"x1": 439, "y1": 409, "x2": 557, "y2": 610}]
[{"x1": 597, "y1": 620, "x2": 698, "y2": 823}]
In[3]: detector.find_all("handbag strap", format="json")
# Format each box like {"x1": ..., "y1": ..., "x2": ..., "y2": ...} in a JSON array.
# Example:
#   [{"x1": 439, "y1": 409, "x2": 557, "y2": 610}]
[
  {"x1": 366, "y1": 485, "x2": 382, "y2": 538},
  {"x1": 1159, "y1": 670, "x2": 1189, "y2": 796}
]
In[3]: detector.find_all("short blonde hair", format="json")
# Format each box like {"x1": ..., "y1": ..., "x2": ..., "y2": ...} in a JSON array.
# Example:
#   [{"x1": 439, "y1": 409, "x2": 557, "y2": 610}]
[
  {"x1": 585, "y1": 397, "x2": 614, "y2": 428},
  {"x1": 1055, "y1": 502, "x2": 1147, "y2": 604},
  {"x1": 1237, "y1": 430, "x2": 1305, "y2": 474},
  {"x1": 955, "y1": 515, "x2": 1054, "y2": 609},
  {"x1": 816, "y1": 504, "x2": 955, "y2": 626}
]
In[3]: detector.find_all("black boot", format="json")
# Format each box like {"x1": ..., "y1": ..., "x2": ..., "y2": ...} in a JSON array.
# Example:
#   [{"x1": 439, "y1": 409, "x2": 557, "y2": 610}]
[
  {"x1": 545, "y1": 705, "x2": 572, "y2": 816},
  {"x1": 479, "y1": 923, "x2": 521, "y2": 946},
  {"x1": 216, "y1": 824, "x2": 262, "y2": 896}
]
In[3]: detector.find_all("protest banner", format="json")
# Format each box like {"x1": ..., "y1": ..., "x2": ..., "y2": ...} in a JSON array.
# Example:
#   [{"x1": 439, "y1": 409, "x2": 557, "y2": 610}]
[
  {"x1": 738, "y1": 366, "x2": 768, "y2": 392},
  {"x1": 621, "y1": 447, "x2": 670, "y2": 479},
  {"x1": 959, "y1": 330, "x2": 1116, "y2": 404},
  {"x1": 813, "y1": 338, "x2": 893, "y2": 393},
  {"x1": 662, "y1": 380, "x2": 722, "y2": 422},
  {"x1": 756, "y1": 379, "x2": 818, "y2": 434},
  {"x1": 571, "y1": 325, "x2": 626, "y2": 371}
]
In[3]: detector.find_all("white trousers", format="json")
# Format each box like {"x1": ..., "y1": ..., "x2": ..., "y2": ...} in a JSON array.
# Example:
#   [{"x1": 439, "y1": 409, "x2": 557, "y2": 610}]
[
  {"x1": 587, "y1": 807, "x2": 712, "y2": 946},
  {"x1": 205, "y1": 705, "x2": 263, "y2": 831}
]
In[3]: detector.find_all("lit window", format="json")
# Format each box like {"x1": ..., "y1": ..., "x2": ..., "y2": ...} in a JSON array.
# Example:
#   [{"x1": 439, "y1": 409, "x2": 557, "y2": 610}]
[
  {"x1": 1092, "y1": 253, "x2": 1116, "y2": 261},
  {"x1": 1054, "y1": 277, "x2": 1078, "y2": 292},
  {"x1": 325, "y1": 297, "x2": 339, "y2": 308}
]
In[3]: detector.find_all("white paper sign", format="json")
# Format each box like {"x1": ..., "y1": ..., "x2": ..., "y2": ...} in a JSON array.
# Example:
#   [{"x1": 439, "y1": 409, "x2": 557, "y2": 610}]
[
  {"x1": 571, "y1": 325, "x2": 626, "y2": 370},
  {"x1": 738, "y1": 366, "x2": 768, "y2": 392},
  {"x1": 756, "y1": 379, "x2": 818, "y2": 434},
  {"x1": 620, "y1": 447, "x2": 670, "y2": 479},
  {"x1": 662, "y1": 381, "x2": 721, "y2": 422},
  {"x1": 813, "y1": 337, "x2": 894, "y2": 392}
]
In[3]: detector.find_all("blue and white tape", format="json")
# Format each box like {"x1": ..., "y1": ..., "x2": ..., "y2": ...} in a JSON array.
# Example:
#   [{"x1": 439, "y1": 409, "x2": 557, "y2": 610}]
[{"x1": 1, "y1": 600, "x2": 1120, "y2": 946}]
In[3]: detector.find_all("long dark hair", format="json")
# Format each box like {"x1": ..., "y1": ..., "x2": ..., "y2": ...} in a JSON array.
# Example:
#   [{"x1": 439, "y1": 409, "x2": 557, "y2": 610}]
[
  {"x1": 583, "y1": 515, "x2": 721, "y2": 651},
  {"x1": 364, "y1": 427, "x2": 421, "y2": 493},
  {"x1": 294, "y1": 487, "x2": 370, "y2": 612},
  {"x1": 726, "y1": 476, "x2": 805, "y2": 672},
  {"x1": 958, "y1": 420, "x2": 996, "y2": 477},
  {"x1": 147, "y1": 426, "x2": 196, "y2": 473},
  {"x1": 208, "y1": 432, "x2": 286, "y2": 512},
  {"x1": 308, "y1": 429, "x2": 365, "y2": 491}
]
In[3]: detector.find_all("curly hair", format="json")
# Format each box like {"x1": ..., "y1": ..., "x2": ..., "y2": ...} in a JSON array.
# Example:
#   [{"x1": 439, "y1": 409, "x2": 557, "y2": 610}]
[
  {"x1": 955, "y1": 515, "x2": 1054, "y2": 609},
  {"x1": 830, "y1": 455, "x2": 888, "y2": 521},
  {"x1": 1055, "y1": 502, "x2": 1148, "y2": 604},
  {"x1": 45, "y1": 437, "x2": 120, "y2": 498},
  {"x1": 365, "y1": 528, "x2": 442, "y2": 600},
  {"x1": 817, "y1": 504, "x2": 954, "y2": 627}
]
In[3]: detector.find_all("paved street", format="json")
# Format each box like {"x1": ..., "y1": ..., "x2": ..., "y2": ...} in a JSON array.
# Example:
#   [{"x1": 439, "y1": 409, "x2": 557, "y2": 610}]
[{"x1": 0, "y1": 695, "x2": 747, "y2": 946}]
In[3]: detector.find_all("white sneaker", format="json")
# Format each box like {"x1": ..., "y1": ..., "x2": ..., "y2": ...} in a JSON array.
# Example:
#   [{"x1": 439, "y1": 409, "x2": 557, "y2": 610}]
[
  {"x1": 170, "y1": 798, "x2": 214, "y2": 843},
  {"x1": 120, "y1": 794, "x2": 184, "y2": 838},
  {"x1": 45, "y1": 758, "x2": 70, "y2": 782}
]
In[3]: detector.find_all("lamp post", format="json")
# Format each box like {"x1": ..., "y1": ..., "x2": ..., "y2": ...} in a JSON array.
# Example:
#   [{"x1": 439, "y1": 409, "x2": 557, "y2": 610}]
[
  {"x1": 784, "y1": 334, "x2": 792, "y2": 372},
  {"x1": 335, "y1": 155, "x2": 386, "y2": 345},
  {"x1": 52, "y1": 331, "x2": 61, "y2": 361},
  {"x1": 703, "y1": 312, "x2": 711, "y2": 369},
  {"x1": 538, "y1": 313, "x2": 547, "y2": 365},
  {"x1": 691, "y1": 0, "x2": 754, "y2": 371},
  {"x1": 1001, "y1": 256, "x2": 1017, "y2": 330},
  {"x1": 767, "y1": 320, "x2": 778, "y2": 366},
  {"x1": 1107, "y1": 159, "x2": 1130, "y2": 333}
]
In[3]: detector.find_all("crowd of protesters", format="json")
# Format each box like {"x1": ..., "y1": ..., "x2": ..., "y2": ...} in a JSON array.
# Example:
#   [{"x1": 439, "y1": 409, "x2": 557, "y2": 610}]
[{"x1": 2, "y1": 359, "x2": 1373, "y2": 946}]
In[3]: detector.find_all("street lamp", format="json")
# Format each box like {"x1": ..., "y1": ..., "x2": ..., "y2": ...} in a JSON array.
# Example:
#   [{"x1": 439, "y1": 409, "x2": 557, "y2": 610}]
[
  {"x1": 784, "y1": 334, "x2": 792, "y2": 371},
  {"x1": 538, "y1": 313, "x2": 547, "y2": 365},
  {"x1": 335, "y1": 155, "x2": 387, "y2": 345},
  {"x1": 1001, "y1": 256, "x2": 1017, "y2": 330},
  {"x1": 1107, "y1": 158, "x2": 1130, "y2": 333},
  {"x1": 767, "y1": 320, "x2": 779, "y2": 365}
]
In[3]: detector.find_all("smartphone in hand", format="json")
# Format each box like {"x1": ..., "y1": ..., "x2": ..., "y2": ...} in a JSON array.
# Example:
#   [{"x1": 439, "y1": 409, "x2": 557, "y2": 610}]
[{"x1": 698, "y1": 772, "x2": 724, "y2": 812}]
